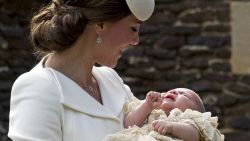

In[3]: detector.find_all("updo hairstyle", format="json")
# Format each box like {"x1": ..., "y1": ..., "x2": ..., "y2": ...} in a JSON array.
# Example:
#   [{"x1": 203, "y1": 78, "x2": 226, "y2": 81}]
[{"x1": 30, "y1": 0, "x2": 131, "y2": 54}]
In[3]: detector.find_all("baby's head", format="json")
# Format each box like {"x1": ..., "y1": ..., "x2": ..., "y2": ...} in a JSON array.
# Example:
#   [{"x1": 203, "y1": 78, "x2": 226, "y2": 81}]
[{"x1": 160, "y1": 88, "x2": 205, "y2": 115}]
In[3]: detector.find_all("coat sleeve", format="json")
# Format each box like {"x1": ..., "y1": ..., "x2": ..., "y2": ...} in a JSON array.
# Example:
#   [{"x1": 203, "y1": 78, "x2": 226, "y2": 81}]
[{"x1": 8, "y1": 72, "x2": 63, "y2": 141}]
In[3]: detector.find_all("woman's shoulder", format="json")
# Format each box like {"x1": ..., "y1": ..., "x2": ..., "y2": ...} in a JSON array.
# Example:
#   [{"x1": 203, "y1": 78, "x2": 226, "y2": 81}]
[
  {"x1": 11, "y1": 67, "x2": 59, "y2": 98},
  {"x1": 9, "y1": 68, "x2": 63, "y2": 141},
  {"x1": 13, "y1": 67, "x2": 54, "y2": 86},
  {"x1": 10, "y1": 68, "x2": 63, "y2": 115}
]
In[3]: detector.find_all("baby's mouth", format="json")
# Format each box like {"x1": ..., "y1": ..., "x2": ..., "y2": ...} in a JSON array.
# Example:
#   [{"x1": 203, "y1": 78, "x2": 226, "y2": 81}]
[{"x1": 163, "y1": 94, "x2": 176, "y2": 101}]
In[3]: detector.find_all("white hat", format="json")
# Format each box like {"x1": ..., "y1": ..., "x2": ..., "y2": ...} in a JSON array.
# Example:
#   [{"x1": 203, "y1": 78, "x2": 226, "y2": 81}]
[{"x1": 125, "y1": 0, "x2": 155, "y2": 21}]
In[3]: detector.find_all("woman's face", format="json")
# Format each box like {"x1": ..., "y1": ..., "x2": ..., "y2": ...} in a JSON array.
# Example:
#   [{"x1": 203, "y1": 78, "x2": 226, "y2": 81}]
[
  {"x1": 95, "y1": 15, "x2": 141, "y2": 68},
  {"x1": 160, "y1": 88, "x2": 199, "y2": 114}
]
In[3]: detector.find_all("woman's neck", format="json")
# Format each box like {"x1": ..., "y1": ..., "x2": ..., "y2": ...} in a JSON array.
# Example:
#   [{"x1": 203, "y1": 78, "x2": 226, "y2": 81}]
[
  {"x1": 44, "y1": 49, "x2": 95, "y2": 86},
  {"x1": 44, "y1": 26, "x2": 98, "y2": 87}
]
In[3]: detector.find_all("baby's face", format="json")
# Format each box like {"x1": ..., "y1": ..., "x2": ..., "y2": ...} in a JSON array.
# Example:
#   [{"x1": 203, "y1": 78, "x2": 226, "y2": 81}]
[{"x1": 160, "y1": 88, "x2": 199, "y2": 114}]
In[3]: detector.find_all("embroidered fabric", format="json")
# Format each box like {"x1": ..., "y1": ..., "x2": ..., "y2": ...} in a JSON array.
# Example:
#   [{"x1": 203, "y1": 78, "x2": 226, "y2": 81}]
[{"x1": 104, "y1": 99, "x2": 224, "y2": 141}]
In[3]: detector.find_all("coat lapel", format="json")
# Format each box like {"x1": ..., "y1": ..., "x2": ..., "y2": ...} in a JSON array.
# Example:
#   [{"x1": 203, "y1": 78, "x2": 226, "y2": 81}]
[
  {"x1": 93, "y1": 67, "x2": 127, "y2": 117},
  {"x1": 47, "y1": 67, "x2": 126, "y2": 122}
]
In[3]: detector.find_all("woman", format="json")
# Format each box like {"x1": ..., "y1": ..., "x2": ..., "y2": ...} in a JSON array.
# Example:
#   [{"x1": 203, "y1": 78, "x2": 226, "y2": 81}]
[{"x1": 8, "y1": 0, "x2": 155, "y2": 141}]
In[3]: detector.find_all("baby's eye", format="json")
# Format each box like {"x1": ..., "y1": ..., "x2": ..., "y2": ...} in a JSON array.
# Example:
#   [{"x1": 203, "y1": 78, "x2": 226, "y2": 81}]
[
  {"x1": 183, "y1": 94, "x2": 191, "y2": 99},
  {"x1": 179, "y1": 91, "x2": 184, "y2": 94}
]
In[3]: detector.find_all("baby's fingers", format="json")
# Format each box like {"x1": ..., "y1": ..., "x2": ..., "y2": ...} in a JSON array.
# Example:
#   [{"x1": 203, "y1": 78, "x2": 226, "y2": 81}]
[
  {"x1": 152, "y1": 120, "x2": 159, "y2": 129},
  {"x1": 152, "y1": 121, "x2": 165, "y2": 134},
  {"x1": 157, "y1": 93, "x2": 163, "y2": 102},
  {"x1": 152, "y1": 120, "x2": 156, "y2": 127},
  {"x1": 152, "y1": 120, "x2": 172, "y2": 135},
  {"x1": 147, "y1": 91, "x2": 159, "y2": 101}
]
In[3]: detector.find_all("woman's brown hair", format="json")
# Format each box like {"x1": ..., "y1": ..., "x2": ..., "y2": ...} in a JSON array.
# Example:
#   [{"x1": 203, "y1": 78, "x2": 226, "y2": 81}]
[{"x1": 30, "y1": 0, "x2": 131, "y2": 55}]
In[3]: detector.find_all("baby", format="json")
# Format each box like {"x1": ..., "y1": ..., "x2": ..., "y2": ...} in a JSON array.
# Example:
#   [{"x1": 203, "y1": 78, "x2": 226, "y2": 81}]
[{"x1": 104, "y1": 88, "x2": 224, "y2": 141}]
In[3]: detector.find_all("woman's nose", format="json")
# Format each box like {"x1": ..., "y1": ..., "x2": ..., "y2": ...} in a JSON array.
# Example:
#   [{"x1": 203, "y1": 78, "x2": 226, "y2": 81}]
[{"x1": 130, "y1": 36, "x2": 140, "y2": 46}]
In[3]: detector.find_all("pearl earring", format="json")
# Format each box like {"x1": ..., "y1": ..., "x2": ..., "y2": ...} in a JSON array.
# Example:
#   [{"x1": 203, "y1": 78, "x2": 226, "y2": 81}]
[{"x1": 96, "y1": 35, "x2": 102, "y2": 44}]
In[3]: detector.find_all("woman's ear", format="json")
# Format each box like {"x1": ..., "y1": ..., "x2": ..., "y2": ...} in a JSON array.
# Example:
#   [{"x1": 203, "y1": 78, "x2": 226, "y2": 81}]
[{"x1": 95, "y1": 22, "x2": 105, "y2": 35}]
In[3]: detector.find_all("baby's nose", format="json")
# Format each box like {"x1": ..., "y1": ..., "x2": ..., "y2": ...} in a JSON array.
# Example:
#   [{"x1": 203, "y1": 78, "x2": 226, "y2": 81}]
[{"x1": 170, "y1": 90, "x2": 178, "y2": 95}]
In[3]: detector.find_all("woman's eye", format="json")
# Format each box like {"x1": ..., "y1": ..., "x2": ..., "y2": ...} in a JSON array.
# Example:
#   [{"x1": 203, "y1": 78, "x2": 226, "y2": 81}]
[{"x1": 131, "y1": 27, "x2": 138, "y2": 32}]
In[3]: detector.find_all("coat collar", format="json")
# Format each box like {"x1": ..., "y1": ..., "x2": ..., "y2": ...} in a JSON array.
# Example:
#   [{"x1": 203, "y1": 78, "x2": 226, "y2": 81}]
[{"x1": 35, "y1": 59, "x2": 127, "y2": 121}]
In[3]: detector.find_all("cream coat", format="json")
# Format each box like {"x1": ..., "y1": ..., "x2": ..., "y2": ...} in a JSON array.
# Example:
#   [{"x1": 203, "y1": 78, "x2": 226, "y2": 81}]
[{"x1": 8, "y1": 59, "x2": 134, "y2": 141}]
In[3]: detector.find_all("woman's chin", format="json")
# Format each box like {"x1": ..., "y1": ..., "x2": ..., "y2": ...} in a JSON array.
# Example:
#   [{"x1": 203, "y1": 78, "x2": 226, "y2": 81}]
[{"x1": 105, "y1": 62, "x2": 118, "y2": 68}]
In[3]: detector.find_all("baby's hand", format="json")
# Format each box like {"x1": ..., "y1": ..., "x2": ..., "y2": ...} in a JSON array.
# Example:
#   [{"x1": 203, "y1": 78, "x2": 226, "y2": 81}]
[
  {"x1": 146, "y1": 91, "x2": 162, "y2": 110},
  {"x1": 152, "y1": 120, "x2": 173, "y2": 135}
]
